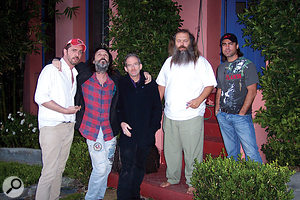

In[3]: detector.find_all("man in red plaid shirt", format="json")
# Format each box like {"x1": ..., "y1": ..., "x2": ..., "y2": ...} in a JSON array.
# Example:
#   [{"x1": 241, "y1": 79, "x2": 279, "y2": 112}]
[{"x1": 77, "y1": 47, "x2": 119, "y2": 200}]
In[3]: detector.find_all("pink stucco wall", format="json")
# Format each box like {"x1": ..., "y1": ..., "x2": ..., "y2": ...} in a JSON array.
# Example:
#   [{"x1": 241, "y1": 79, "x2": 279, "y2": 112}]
[
  {"x1": 55, "y1": 0, "x2": 87, "y2": 61},
  {"x1": 23, "y1": 46, "x2": 42, "y2": 115},
  {"x1": 252, "y1": 90, "x2": 267, "y2": 162}
]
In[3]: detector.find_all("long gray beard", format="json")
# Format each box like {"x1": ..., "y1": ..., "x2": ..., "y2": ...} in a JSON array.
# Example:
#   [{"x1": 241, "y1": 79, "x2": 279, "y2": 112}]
[
  {"x1": 95, "y1": 60, "x2": 109, "y2": 73},
  {"x1": 171, "y1": 45, "x2": 195, "y2": 66}
]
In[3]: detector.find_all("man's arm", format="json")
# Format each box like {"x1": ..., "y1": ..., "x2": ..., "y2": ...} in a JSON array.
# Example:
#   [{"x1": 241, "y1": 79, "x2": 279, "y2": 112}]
[
  {"x1": 42, "y1": 100, "x2": 81, "y2": 114},
  {"x1": 186, "y1": 86, "x2": 214, "y2": 109},
  {"x1": 150, "y1": 84, "x2": 163, "y2": 133},
  {"x1": 215, "y1": 88, "x2": 221, "y2": 115},
  {"x1": 158, "y1": 85, "x2": 165, "y2": 101},
  {"x1": 239, "y1": 83, "x2": 257, "y2": 115}
]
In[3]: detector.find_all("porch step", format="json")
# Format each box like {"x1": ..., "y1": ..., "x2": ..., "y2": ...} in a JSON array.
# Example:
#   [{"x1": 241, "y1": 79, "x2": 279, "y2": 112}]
[
  {"x1": 204, "y1": 119, "x2": 226, "y2": 157},
  {"x1": 108, "y1": 164, "x2": 193, "y2": 200}
]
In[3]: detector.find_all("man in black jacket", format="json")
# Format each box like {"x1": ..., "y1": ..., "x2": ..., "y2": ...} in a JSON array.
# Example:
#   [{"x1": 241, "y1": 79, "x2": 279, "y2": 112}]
[
  {"x1": 117, "y1": 53, "x2": 162, "y2": 200},
  {"x1": 53, "y1": 47, "x2": 152, "y2": 200},
  {"x1": 75, "y1": 48, "x2": 152, "y2": 200}
]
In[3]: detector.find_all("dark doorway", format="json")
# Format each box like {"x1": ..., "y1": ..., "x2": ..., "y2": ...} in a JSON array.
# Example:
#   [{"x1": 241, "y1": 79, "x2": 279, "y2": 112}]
[{"x1": 88, "y1": 0, "x2": 109, "y2": 59}]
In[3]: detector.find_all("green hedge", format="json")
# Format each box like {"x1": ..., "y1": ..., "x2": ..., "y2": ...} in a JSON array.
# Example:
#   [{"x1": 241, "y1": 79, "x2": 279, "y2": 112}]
[
  {"x1": 238, "y1": 0, "x2": 300, "y2": 167},
  {"x1": 191, "y1": 155, "x2": 295, "y2": 200},
  {"x1": 109, "y1": 0, "x2": 183, "y2": 78}
]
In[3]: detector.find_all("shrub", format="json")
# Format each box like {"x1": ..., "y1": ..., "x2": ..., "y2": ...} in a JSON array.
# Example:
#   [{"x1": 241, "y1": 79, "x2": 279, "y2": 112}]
[
  {"x1": 64, "y1": 136, "x2": 92, "y2": 186},
  {"x1": 109, "y1": 0, "x2": 183, "y2": 78},
  {"x1": 191, "y1": 154, "x2": 295, "y2": 200},
  {"x1": 0, "y1": 111, "x2": 39, "y2": 148},
  {"x1": 238, "y1": 0, "x2": 300, "y2": 166}
]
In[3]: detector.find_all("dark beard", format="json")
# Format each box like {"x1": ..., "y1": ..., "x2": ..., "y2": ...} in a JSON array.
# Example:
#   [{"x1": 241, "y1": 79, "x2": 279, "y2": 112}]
[
  {"x1": 95, "y1": 59, "x2": 109, "y2": 73},
  {"x1": 171, "y1": 45, "x2": 195, "y2": 66}
]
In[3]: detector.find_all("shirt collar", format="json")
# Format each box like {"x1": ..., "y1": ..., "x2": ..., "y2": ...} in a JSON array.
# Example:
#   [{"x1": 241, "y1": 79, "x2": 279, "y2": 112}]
[{"x1": 128, "y1": 72, "x2": 145, "y2": 88}]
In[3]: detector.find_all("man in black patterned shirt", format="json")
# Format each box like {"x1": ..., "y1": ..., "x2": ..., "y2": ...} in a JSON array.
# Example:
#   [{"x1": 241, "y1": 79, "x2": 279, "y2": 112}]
[{"x1": 215, "y1": 33, "x2": 263, "y2": 163}]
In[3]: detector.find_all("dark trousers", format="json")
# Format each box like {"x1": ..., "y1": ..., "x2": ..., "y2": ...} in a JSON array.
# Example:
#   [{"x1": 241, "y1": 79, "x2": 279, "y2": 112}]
[{"x1": 117, "y1": 142, "x2": 150, "y2": 200}]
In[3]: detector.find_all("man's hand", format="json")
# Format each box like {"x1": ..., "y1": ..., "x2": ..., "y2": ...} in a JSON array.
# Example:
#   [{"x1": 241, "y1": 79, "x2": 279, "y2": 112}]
[
  {"x1": 186, "y1": 98, "x2": 201, "y2": 109},
  {"x1": 121, "y1": 122, "x2": 132, "y2": 137},
  {"x1": 52, "y1": 59, "x2": 62, "y2": 71},
  {"x1": 215, "y1": 88, "x2": 221, "y2": 115},
  {"x1": 144, "y1": 72, "x2": 152, "y2": 84},
  {"x1": 186, "y1": 86, "x2": 214, "y2": 109},
  {"x1": 64, "y1": 106, "x2": 81, "y2": 114},
  {"x1": 239, "y1": 83, "x2": 257, "y2": 115}
]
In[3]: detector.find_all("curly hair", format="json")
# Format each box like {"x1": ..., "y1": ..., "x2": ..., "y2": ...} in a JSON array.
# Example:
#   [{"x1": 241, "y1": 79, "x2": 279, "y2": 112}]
[{"x1": 89, "y1": 46, "x2": 115, "y2": 74}]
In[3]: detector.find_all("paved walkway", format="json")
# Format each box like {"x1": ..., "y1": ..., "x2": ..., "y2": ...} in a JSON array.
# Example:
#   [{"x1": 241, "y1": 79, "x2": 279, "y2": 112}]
[{"x1": 0, "y1": 148, "x2": 299, "y2": 200}]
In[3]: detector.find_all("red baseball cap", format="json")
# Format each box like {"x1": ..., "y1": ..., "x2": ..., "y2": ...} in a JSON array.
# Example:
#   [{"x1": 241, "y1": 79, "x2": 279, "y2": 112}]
[{"x1": 66, "y1": 38, "x2": 86, "y2": 52}]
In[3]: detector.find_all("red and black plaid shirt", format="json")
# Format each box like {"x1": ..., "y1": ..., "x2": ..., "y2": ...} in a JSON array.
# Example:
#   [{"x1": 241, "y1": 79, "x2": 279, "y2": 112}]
[{"x1": 79, "y1": 73, "x2": 115, "y2": 141}]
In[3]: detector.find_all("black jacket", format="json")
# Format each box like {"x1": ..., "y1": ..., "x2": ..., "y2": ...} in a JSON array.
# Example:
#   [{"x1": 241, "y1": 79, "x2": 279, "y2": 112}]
[
  {"x1": 117, "y1": 72, "x2": 162, "y2": 146},
  {"x1": 74, "y1": 62, "x2": 121, "y2": 136}
]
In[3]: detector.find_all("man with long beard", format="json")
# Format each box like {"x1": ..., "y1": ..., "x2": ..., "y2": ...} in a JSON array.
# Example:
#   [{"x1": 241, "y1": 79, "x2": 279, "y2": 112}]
[{"x1": 156, "y1": 29, "x2": 217, "y2": 194}]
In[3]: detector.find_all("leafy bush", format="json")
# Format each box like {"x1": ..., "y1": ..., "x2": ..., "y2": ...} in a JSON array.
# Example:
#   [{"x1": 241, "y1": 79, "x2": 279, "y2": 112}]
[
  {"x1": 191, "y1": 155, "x2": 295, "y2": 200},
  {"x1": 64, "y1": 137, "x2": 92, "y2": 186},
  {"x1": 0, "y1": 161, "x2": 41, "y2": 193},
  {"x1": 109, "y1": 0, "x2": 183, "y2": 78},
  {"x1": 0, "y1": 112, "x2": 39, "y2": 148},
  {"x1": 238, "y1": 0, "x2": 300, "y2": 166}
]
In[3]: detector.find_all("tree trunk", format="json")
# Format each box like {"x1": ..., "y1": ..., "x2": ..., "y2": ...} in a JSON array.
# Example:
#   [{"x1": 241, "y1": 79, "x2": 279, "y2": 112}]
[{"x1": 0, "y1": 76, "x2": 7, "y2": 122}]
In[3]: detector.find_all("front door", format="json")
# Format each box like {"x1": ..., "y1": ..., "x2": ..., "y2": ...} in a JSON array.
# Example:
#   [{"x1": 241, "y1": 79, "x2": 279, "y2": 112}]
[{"x1": 221, "y1": 0, "x2": 265, "y2": 74}]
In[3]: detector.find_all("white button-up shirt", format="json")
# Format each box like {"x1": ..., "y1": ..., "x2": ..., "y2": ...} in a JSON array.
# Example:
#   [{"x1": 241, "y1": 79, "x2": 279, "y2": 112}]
[{"x1": 35, "y1": 58, "x2": 78, "y2": 129}]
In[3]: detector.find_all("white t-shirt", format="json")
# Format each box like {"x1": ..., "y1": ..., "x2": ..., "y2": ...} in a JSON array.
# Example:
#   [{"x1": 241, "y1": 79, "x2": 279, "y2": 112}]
[
  {"x1": 35, "y1": 58, "x2": 78, "y2": 128},
  {"x1": 156, "y1": 56, "x2": 217, "y2": 120}
]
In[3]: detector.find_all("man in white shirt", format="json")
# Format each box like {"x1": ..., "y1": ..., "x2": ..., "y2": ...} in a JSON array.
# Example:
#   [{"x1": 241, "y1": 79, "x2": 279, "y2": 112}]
[
  {"x1": 34, "y1": 38, "x2": 86, "y2": 200},
  {"x1": 156, "y1": 29, "x2": 217, "y2": 194}
]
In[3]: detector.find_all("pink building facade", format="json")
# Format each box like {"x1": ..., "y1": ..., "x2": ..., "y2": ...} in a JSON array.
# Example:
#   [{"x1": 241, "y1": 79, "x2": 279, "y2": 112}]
[{"x1": 23, "y1": 0, "x2": 267, "y2": 162}]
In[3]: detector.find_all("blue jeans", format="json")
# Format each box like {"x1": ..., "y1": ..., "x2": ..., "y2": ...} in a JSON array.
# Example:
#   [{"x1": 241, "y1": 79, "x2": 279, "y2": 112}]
[
  {"x1": 85, "y1": 128, "x2": 116, "y2": 200},
  {"x1": 216, "y1": 111, "x2": 263, "y2": 163}
]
